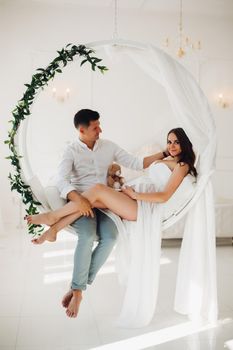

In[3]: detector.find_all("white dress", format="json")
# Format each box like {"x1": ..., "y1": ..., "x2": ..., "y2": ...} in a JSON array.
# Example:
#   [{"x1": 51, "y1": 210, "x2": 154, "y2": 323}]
[{"x1": 104, "y1": 162, "x2": 195, "y2": 328}]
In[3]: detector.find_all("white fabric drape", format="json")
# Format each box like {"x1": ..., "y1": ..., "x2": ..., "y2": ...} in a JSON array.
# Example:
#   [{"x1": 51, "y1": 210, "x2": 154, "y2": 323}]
[
  {"x1": 101, "y1": 43, "x2": 217, "y2": 328},
  {"x1": 116, "y1": 187, "x2": 163, "y2": 328},
  {"x1": 174, "y1": 180, "x2": 217, "y2": 322}
]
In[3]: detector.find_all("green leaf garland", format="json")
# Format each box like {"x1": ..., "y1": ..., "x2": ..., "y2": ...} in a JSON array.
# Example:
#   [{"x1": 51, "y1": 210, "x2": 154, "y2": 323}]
[{"x1": 5, "y1": 43, "x2": 108, "y2": 236}]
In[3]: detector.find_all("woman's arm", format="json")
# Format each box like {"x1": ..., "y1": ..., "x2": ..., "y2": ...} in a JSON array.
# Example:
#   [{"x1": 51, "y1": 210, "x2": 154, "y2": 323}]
[
  {"x1": 143, "y1": 150, "x2": 168, "y2": 169},
  {"x1": 123, "y1": 163, "x2": 189, "y2": 203}
]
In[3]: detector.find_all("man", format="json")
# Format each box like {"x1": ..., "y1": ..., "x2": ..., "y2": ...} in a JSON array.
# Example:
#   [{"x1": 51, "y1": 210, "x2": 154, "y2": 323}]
[{"x1": 56, "y1": 109, "x2": 165, "y2": 318}]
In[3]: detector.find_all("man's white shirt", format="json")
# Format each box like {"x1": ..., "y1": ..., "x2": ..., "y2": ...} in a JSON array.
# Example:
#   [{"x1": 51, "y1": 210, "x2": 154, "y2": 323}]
[{"x1": 56, "y1": 138, "x2": 143, "y2": 199}]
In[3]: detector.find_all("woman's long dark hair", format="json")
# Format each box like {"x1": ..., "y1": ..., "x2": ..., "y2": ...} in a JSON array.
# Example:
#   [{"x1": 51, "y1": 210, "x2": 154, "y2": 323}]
[{"x1": 167, "y1": 128, "x2": 198, "y2": 178}]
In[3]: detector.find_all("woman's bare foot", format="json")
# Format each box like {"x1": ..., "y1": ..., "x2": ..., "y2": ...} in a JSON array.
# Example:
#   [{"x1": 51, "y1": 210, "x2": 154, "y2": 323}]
[
  {"x1": 62, "y1": 290, "x2": 73, "y2": 308},
  {"x1": 66, "y1": 290, "x2": 82, "y2": 318},
  {"x1": 31, "y1": 226, "x2": 58, "y2": 245},
  {"x1": 26, "y1": 212, "x2": 58, "y2": 226}
]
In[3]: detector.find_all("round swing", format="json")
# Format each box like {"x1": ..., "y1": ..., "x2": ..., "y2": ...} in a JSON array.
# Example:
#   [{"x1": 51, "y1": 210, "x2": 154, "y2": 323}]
[
  {"x1": 16, "y1": 39, "x2": 215, "y2": 229},
  {"x1": 8, "y1": 39, "x2": 217, "y2": 327}
]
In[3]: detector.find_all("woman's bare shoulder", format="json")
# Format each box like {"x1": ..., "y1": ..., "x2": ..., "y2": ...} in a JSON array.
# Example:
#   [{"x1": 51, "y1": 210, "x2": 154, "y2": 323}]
[{"x1": 174, "y1": 162, "x2": 189, "y2": 175}]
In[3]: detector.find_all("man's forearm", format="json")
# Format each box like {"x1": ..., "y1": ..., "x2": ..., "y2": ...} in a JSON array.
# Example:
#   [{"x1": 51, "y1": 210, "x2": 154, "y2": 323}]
[{"x1": 67, "y1": 190, "x2": 83, "y2": 202}]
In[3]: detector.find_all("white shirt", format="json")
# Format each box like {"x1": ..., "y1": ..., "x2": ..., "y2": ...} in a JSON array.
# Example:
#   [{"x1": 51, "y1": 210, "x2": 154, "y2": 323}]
[{"x1": 56, "y1": 138, "x2": 143, "y2": 199}]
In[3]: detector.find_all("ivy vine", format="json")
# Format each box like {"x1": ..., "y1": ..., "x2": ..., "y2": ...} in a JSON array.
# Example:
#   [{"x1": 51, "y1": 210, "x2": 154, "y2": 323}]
[{"x1": 4, "y1": 43, "x2": 107, "y2": 236}]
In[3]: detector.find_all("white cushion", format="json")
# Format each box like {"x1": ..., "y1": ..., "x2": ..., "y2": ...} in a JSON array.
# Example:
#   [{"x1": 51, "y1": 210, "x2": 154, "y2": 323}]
[
  {"x1": 27, "y1": 176, "x2": 50, "y2": 210},
  {"x1": 44, "y1": 186, "x2": 66, "y2": 210},
  {"x1": 122, "y1": 143, "x2": 161, "y2": 181}
]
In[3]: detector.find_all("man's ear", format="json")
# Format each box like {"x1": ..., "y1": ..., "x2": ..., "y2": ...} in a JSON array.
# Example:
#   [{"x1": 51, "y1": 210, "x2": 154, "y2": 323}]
[{"x1": 79, "y1": 126, "x2": 85, "y2": 134}]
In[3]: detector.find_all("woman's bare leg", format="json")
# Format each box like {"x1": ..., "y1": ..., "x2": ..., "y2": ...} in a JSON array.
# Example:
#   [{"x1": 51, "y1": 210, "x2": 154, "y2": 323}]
[
  {"x1": 27, "y1": 201, "x2": 81, "y2": 225},
  {"x1": 31, "y1": 183, "x2": 137, "y2": 245},
  {"x1": 83, "y1": 184, "x2": 137, "y2": 221},
  {"x1": 28, "y1": 183, "x2": 137, "y2": 226},
  {"x1": 31, "y1": 211, "x2": 82, "y2": 245}
]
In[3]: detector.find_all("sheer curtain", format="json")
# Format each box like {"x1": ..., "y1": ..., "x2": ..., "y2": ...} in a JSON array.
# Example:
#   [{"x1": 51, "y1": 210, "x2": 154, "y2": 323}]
[{"x1": 103, "y1": 43, "x2": 217, "y2": 327}]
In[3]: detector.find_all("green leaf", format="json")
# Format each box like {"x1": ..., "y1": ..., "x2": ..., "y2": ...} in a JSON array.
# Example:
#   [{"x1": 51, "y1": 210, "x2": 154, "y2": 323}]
[
  {"x1": 93, "y1": 57, "x2": 102, "y2": 63},
  {"x1": 80, "y1": 59, "x2": 88, "y2": 66}
]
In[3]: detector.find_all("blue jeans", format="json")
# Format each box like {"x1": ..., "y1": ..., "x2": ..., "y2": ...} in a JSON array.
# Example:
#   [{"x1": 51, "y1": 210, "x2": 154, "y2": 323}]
[{"x1": 71, "y1": 209, "x2": 118, "y2": 290}]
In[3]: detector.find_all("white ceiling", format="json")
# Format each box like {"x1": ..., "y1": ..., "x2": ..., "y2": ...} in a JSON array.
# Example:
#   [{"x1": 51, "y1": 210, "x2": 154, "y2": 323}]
[{"x1": 3, "y1": 0, "x2": 233, "y2": 16}]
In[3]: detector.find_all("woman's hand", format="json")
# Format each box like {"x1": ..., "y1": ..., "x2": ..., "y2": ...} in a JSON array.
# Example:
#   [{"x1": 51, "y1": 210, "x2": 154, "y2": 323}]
[
  {"x1": 122, "y1": 186, "x2": 137, "y2": 200},
  {"x1": 163, "y1": 149, "x2": 169, "y2": 158}
]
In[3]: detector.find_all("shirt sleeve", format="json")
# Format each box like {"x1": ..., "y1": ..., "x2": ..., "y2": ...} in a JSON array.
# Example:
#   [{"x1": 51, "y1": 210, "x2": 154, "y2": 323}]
[
  {"x1": 113, "y1": 142, "x2": 144, "y2": 170},
  {"x1": 56, "y1": 146, "x2": 77, "y2": 199}
]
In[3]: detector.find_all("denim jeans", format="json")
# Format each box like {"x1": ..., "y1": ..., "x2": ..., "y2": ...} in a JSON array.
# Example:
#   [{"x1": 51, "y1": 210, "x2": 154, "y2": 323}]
[{"x1": 71, "y1": 209, "x2": 118, "y2": 290}]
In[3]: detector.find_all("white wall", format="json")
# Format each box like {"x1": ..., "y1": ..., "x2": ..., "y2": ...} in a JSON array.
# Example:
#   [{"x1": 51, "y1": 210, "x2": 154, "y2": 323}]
[{"x1": 1, "y1": 0, "x2": 233, "y2": 228}]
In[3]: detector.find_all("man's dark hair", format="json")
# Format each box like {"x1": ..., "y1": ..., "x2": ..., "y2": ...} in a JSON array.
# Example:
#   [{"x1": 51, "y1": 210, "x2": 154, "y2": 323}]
[{"x1": 74, "y1": 109, "x2": 100, "y2": 128}]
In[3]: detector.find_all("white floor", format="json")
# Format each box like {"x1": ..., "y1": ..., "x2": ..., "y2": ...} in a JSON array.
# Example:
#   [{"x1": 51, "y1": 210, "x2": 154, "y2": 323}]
[{"x1": 0, "y1": 227, "x2": 233, "y2": 350}]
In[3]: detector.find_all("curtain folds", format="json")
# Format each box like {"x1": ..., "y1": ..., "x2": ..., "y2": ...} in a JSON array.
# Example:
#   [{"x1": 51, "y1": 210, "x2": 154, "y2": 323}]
[{"x1": 102, "y1": 44, "x2": 217, "y2": 327}]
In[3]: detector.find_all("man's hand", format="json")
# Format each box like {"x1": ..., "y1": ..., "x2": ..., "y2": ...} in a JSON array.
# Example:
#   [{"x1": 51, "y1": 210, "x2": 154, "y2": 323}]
[
  {"x1": 75, "y1": 196, "x2": 94, "y2": 218},
  {"x1": 67, "y1": 190, "x2": 94, "y2": 218}
]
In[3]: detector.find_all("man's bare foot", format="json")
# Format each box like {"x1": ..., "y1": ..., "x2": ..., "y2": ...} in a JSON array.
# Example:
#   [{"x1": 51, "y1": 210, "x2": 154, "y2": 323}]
[
  {"x1": 62, "y1": 290, "x2": 73, "y2": 308},
  {"x1": 31, "y1": 227, "x2": 58, "y2": 245},
  {"x1": 66, "y1": 290, "x2": 82, "y2": 318},
  {"x1": 26, "y1": 212, "x2": 58, "y2": 226}
]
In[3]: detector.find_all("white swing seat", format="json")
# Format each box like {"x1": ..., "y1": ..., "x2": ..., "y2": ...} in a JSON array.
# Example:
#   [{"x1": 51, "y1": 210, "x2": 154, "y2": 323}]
[
  {"x1": 27, "y1": 173, "x2": 197, "y2": 235},
  {"x1": 28, "y1": 170, "x2": 233, "y2": 239}
]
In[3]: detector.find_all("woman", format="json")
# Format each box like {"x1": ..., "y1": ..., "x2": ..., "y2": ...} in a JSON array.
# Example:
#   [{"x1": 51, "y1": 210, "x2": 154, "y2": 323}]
[{"x1": 27, "y1": 127, "x2": 197, "y2": 244}]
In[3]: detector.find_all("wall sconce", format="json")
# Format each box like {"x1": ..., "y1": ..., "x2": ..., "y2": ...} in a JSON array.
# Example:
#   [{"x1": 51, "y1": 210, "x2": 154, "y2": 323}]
[
  {"x1": 51, "y1": 87, "x2": 70, "y2": 102},
  {"x1": 218, "y1": 93, "x2": 229, "y2": 108}
]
